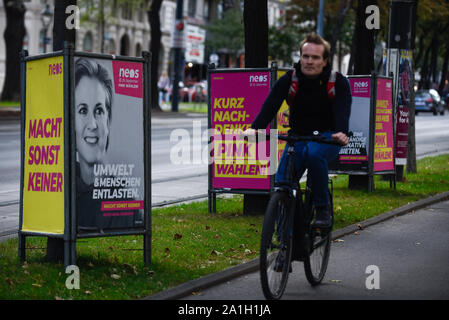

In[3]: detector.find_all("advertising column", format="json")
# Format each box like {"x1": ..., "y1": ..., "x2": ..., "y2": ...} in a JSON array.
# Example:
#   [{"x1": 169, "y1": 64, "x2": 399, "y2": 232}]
[{"x1": 74, "y1": 57, "x2": 145, "y2": 233}]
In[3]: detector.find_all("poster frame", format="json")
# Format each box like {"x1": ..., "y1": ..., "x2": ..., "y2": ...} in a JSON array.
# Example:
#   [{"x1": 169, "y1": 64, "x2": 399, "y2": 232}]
[
  {"x1": 18, "y1": 45, "x2": 152, "y2": 266},
  {"x1": 328, "y1": 73, "x2": 396, "y2": 189},
  {"x1": 207, "y1": 65, "x2": 276, "y2": 213}
]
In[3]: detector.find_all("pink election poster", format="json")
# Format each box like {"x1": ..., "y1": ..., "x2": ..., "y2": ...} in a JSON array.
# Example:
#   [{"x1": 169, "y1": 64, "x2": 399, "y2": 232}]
[
  {"x1": 210, "y1": 71, "x2": 271, "y2": 190},
  {"x1": 374, "y1": 78, "x2": 394, "y2": 172}
]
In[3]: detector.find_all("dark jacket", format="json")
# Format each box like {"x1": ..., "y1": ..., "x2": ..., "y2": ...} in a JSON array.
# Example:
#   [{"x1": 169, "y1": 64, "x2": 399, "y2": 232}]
[{"x1": 252, "y1": 63, "x2": 351, "y2": 135}]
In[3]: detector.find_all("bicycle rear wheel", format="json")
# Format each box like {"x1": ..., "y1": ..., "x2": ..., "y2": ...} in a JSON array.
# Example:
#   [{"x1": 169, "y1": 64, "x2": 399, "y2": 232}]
[
  {"x1": 260, "y1": 192, "x2": 293, "y2": 300},
  {"x1": 304, "y1": 202, "x2": 333, "y2": 286}
]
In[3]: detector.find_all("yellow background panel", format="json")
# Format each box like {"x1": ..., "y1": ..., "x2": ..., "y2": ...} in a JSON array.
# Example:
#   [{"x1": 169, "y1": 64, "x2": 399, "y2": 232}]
[{"x1": 22, "y1": 56, "x2": 65, "y2": 234}]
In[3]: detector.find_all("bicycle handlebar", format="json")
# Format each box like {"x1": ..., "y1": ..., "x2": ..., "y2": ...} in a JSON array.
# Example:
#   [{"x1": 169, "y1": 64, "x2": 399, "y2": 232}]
[{"x1": 277, "y1": 133, "x2": 342, "y2": 146}]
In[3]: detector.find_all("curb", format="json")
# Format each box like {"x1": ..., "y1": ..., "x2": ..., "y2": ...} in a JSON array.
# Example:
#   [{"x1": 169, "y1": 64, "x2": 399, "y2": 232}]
[
  {"x1": 144, "y1": 190, "x2": 449, "y2": 300},
  {"x1": 0, "y1": 108, "x2": 20, "y2": 119}
]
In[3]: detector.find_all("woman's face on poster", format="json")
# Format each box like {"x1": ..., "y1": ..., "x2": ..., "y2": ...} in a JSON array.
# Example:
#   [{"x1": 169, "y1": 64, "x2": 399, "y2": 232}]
[{"x1": 75, "y1": 76, "x2": 110, "y2": 165}]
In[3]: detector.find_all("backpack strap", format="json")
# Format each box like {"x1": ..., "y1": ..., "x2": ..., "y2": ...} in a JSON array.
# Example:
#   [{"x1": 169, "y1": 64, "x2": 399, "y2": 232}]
[
  {"x1": 287, "y1": 70, "x2": 338, "y2": 106},
  {"x1": 287, "y1": 69, "x2": 299, "y2": 107},
  {"x1": 327, "y1": 71, "x2": 337, "y2": 100}
]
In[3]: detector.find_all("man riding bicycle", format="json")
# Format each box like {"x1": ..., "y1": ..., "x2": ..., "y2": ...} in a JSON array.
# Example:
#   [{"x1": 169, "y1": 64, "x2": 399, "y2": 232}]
[{"x1": 251, "y1": 33, "x2": 352, "y2": 228}]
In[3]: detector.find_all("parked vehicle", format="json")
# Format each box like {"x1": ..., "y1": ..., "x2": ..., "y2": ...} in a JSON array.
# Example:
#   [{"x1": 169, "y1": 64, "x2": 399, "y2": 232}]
[
  {"x1": 415, "y1": 89, "x2": 445, "y2": 116},
  {"x1": 168, "y1": 81, "x2": 207, "y2": 103}
]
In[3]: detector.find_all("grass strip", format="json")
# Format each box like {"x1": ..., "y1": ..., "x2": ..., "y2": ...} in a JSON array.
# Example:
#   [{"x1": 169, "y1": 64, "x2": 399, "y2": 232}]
[{"x1": 1, "y1": 154, "x2": 449, "y2": 300}]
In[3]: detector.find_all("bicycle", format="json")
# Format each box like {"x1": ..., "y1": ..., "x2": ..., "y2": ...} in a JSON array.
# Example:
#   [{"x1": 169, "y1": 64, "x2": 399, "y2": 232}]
[{"x1": 259, "y1": 132, "x2": 340, "y2": 300}]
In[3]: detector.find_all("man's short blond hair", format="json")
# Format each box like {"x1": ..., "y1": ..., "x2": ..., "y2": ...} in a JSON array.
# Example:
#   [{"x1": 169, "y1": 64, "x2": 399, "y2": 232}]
[{"x1": 299, "y1": 33, "x2": 331, "y2": 60}]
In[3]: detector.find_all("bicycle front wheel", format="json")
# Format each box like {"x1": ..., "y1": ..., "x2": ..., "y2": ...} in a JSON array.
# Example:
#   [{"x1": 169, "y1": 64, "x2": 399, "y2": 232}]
[
  {"x1": 304, "y1": 205, "x2": 332, "y2": 286},
  {"x1": 260, "y1": 192, "x2": 293, "y2": 300}
]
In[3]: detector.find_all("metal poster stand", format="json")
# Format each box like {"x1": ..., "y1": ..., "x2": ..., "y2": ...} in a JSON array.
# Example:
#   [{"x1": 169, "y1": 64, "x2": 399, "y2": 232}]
[{"x1": 18, "y1": 44, "x2": 152, "y2": 267}]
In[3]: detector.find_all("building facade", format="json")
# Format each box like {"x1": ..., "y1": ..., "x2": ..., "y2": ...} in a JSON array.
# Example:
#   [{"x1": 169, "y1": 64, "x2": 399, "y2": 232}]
[{"x1": 0, "y1": 0, "x2": 287, "y2": 91}]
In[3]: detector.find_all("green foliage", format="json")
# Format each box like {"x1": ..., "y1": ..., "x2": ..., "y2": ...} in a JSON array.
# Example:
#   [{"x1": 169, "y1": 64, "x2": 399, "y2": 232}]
[
  {"x1": 1, "y1": 155, "x2": 449, "y2": 299},
  {"x1": 205, "y1": 9, "x2": 244, "y2": 58},
  {"x1": 268, "y1": 23, "x2": 302, "y2": 66}
]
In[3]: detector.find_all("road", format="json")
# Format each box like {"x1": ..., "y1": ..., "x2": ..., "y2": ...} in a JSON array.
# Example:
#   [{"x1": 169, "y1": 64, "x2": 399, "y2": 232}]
[{"x1": 1, "y1": 112, "x2": 449, "y2": 240}]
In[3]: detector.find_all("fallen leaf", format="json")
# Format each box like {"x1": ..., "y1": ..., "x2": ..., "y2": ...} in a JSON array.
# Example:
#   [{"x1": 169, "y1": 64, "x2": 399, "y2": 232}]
[
  {"x1": 164, "y1": 247, "x2": 170, "y2": 254},
  {"x1": 85, "y1": 291, "x2": 91, "y2": 295},
  {"x1": 205, "y1": 226, "x2": 211, "y2": 230},
  {"x1": 147, "y1": 270, "x2": 155, "y2": 276},
  {"x1": 354, "y1": 231, "x2": 359, "y2": 235},
  {"x1": 211, "y1": 249, "x2": 222, "y2": 256},
  {"x1": 173, "y1": 233, "x2": 183, "y2": 240},
  {"x1": 357, "y1": 224, "x2": 364, "y2": 230},
  {"x1": 55, "y1": 296, "x2": 64, "y2": 300},
  {"x1": 330, "y1": 280, "x2": 342, "y2": 283},
  {"x1": 88, "y1": 262, "x2": 94, "y2": 268},
  {"x1": 32, "y1": 283, "x2": 42, "y2": 288},
  {"x1": 333, "y1": 239, "x2": 344, "y2": 243},
  {"x1": 244, "y1": 249, "x2": 252, "y2": 255},
  {"x1": 111, "y1": 274, "x2": 121, "y2": 280}
]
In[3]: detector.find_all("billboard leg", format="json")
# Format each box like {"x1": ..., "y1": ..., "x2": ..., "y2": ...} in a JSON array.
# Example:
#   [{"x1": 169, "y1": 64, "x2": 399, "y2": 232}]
[
  {"x1": 144, "y1": 233, "x2": 151, "y2": 265},
  {"x1": 64, "y1": 240, "x2": 70, "y2": 268},
  {"x1": 70, "y1": 241, "x2": 77, "y2": 266},
  {"x1": 213, "y1": 193, "x2": 217, "y2": 213},
  {"x1": 18, "y1": 233, "x2": 26, "y2": 262},
  {"x1": 208, "y1": 192, "x2": 211, "y2": 213}
]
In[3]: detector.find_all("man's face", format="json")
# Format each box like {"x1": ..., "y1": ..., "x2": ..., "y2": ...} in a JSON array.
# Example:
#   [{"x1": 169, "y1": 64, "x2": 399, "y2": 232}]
[{"x1": 300, "y1": 42, "x2": 328, "y2": 78}]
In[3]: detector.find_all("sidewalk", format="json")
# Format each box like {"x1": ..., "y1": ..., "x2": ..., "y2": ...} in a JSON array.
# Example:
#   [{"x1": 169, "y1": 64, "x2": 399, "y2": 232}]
[{"x1": 146, "y1": 191, "x2": 449, "y2": 300}]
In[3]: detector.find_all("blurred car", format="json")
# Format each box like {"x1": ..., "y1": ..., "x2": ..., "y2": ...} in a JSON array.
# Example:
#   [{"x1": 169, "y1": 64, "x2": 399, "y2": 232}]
[
  {"x1": 414, "y1": 89, "x2": 445, "y2": 115},
  {"x1": 168, "y1": 81, "x2": 207, "y2": 103}
]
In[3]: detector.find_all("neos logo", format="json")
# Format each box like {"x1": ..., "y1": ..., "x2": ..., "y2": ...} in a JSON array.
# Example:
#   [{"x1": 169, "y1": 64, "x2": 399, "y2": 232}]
[
  {"x1": 354, "y1": 81, "x2": 369, "y2": 88},
  {"x1": 49, "y1": 63, "x2": 63, "y2": 76},
  {"x1": 119, "y1": 67, "x2": 140, "y2": 79},
  {"x1": 250, "y1": 75, "x2": 268, "y2": 83}
]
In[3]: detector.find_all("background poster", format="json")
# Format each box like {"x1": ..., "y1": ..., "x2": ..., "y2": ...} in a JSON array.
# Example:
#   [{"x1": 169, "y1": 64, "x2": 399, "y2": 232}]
[
  {"x1": 210, "y1": 71, "x2": 271, "y2": 190},
  {"x1": 395, "y1": 50, "x2": 412, "y2": 165},
  {"x1": 74, "y1": 57, "x2": 145, "y2": 232},
  {"x1": 276, "y1": 70, "x2": 290, "y2": 168},
  {"x1": 374, "y1": 78, "x2": 395, "y2": 172},
  {"x1": 22, "y1": 56, "x2": 65, "y2": 234},
  {"x1": 329, "y1": 77, "x2": 371, "y2": 172}
]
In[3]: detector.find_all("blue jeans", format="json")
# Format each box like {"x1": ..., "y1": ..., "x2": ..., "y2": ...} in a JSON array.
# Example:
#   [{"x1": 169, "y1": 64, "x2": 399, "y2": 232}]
[{"x1": 275, "y1": 132, "x2": 341, "y2": 207}]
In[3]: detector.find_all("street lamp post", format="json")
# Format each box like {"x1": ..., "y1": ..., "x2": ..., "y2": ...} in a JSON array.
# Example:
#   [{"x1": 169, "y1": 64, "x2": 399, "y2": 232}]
[{"x1": 41, "y1": 3, "x2": 53, "y2": 53}]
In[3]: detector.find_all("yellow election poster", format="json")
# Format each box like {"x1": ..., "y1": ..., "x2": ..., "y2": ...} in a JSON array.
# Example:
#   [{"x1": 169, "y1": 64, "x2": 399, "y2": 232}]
[
  {"x1": 276, "y1": 70, "x2": 290, "y2": 167},
  {"x1": 22, "y1": 56, "x2": 65, "y2": 234}
]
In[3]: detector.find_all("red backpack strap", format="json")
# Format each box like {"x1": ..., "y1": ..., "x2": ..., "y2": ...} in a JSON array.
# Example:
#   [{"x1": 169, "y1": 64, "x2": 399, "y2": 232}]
[
  {"x1": 287, "y1": 69, "x2": 299, "y2": 107},
  {"x1": 288, "y1": 70, "x2": 337, "y2": 105},
  {"x1": 327, "y1": 71, "x2": 337, "y2": 100}
]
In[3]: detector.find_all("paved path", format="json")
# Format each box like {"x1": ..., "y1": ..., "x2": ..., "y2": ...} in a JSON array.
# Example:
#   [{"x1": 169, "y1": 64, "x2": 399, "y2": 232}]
[{"x1": 178, "y1": 199, "x2": 449, "y2": 300}]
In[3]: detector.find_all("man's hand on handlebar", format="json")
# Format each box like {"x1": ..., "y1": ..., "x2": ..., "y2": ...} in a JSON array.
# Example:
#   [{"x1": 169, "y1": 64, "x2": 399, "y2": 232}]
[{"x1": 331, "y1": 132, "x2": 349, "y2": 146}]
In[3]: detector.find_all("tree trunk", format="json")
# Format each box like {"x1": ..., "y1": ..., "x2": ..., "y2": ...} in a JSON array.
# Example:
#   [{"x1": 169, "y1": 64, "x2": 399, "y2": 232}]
[
  {"x1": 348, "y1": 0, "x2": 376, "y2": 191},
  {"x1": 243, "y1": 0, "x2": 268, "y2": 68},
  {"x1": 353, "y1": 0, "x2": 376, "y2": 75},
  {"x1": 438, "y1": 44, "x2": 449, "y2": 94},
  {"x1": 53, "y1": 0, "x2": 77, "y2": 51},
  {"x1": 148, "y1": 0, "x2": 163, "y2": 111},
  {"x1": 329, "y1": 0, "x2": 354, "y2": 68},
  {"x1": 419, "y1": 37, "x2": 432, "y2": 89},
  {"x1": 1, "y1": 0, "x2": 26, "y2": 102},
  {"x1": 243, "y1": 0, "x2": 269, "y2": 214}
]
